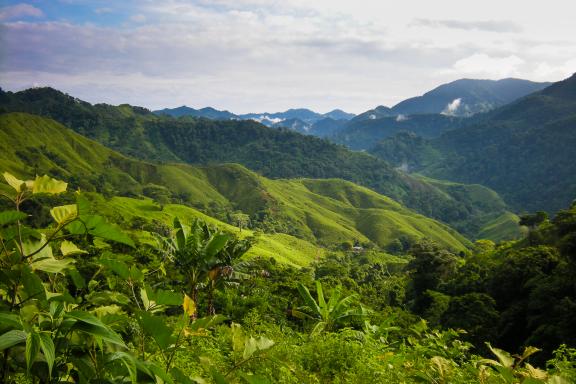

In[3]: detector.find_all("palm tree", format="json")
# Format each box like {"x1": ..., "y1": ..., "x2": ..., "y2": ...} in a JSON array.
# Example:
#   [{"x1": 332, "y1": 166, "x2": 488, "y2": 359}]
[{"x1": 292, "y1": 281, "x2": 368, "y2": 335}]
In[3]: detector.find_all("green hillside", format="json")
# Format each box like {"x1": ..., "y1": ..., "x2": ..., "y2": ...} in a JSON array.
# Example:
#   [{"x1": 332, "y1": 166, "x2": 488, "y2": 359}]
[
  {"x1": 0, "y1": 87, "x2": 513, "y2": 234},
  {"x1": 416, "y1": 74, "x2": 576, "y2": 213},
  {"x1": 0, "y1": 112, "x2": 471, "y2": 258}
]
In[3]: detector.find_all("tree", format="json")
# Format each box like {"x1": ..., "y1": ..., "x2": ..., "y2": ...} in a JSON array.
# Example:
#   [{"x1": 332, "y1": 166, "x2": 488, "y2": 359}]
[{"x1": 406, "y1": 240, "x2": 459, "y2": 314}]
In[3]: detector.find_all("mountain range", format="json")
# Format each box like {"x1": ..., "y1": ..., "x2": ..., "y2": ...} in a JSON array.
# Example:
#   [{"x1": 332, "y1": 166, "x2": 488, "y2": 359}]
[
  {"x1": 152, "y1": 78, "x2": 551, "y2": 144},
  {"x1": 370, "y1": 73, "x2": 576, "y2": 213},
  {"x1": 0, "y1": 86, "x2": 519, "y2": 240}
]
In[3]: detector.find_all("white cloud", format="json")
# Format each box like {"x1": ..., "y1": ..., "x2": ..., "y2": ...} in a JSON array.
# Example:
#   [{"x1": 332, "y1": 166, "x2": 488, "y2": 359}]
[
  {"x1": 441, "y1": 98, "x2": 462, "y2": 115},
  {"x1": 448, "y1": 53, "x2": 525, "y2": 78},
  {"x1": 1, "y1": 0, "x2": 575, "y2": 113},
  {"x1": 0, "y1": 3, "x2": 43, "y2": 21}
]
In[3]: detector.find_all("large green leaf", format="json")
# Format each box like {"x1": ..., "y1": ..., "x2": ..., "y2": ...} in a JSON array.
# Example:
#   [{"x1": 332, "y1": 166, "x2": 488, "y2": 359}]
[
  {"x1": 146, "y1": 362, "x2": 175, "y2": 384},
  {"x1": 243, "y1": 336, "x2": 274, "y2": 359},
  {"x1": 22, "y1": 234, "x2": 53, "y2": 260},
  {"x1": 108, "y1": 352, "x2": 139, "y2": 384},
  {"x1": 50, "y1": 204, "x2": 78, "y2": 225},
  {"x1": 3, "y1": 172, "x2": 32, "y2": 192},
  {"x1": 0, "y1": 330, "x2": 27, "y2": 350},
  {"x1": 98, "y1": 257, "x2": 130, "y2": 279},
  {"x1": 68, "y1": 215, "x2": 134, "y2": 247},
  {"x1": 151, "y1": 288, "x2": 183, "y2": 306},
  {"x1": 136, "y1": 311, "x2": 174, "y2": 350},
  {"x1": 60, "y1": 240, "x2": 87, "y2": 256},
  {"x1": 204, "y1": 233, "x2": 230, "y2": 258},
  {"x1": 487, "y1": 343, "x2": 515, "y2": 368},
  {"x1": 32, "y1": 175, "x2": 67, "y2": 194},
  {"x1": 66, "y1": 311, "x2": 126, "y2": 347},
  {"x1": 32, "y1": 257, "x2": 75, "y2": 274},
  {"x1": 21, "y1": 267, "x2": 47, "y2": 302},
  {"x1": 26, "y1": 331, "x2": 40, "y2": 373},
  {"x1": 297, "y1": 283, "x2": 321, "y2": 317},
  {"x1": 0, "y1": 210, "x2": 27, "y2": 226},
  {"x1": 38, "y1": 332, "x2": 55, "y2": 378},
  {"x1": 0, "y1": 313, "x2": 22, "y2": 331},
  {"x1": 170, "y1": 367, "x2": 196, "y2": 384}
]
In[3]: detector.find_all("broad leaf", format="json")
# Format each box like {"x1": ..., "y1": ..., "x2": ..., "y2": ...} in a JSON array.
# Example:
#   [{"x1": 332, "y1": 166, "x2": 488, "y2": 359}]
[
  {"x1": 50, "y1": 204, "x2": 78, "y2": 225},
  {"x1": 3, "y1": 172, "x2": 31, "y2": 192},
  {"x1": 66, "y1": 311, "x2": 126, "y2": 347},
  {"x1": 170, "y1": 367, "x2": 196, "y2": 384},
  {"x1": 183, "y1": 294, "x2": 196, "y2": 317},
  {"x1": 136, "y1": 311, "x2": 174, "y2": 350},
  {"x1": 0, "y1": 313, "x2": 22, "y2": 331},
  {"x1": 487, "y1": 343, "x2": 515, "y2": 368},
  {"x1": 32, "y1": 257, "x2": 75, "y2": 274},
  {"x1": 26, "y1": 331, "x2": 40, "y2": 374},
  {"x1": 0, "y1": 330, "x2": 27, "y2": 350},
  {"x1": 60, "y1": 240, "x2": 87, "y2": 256},
  {"x1": 0, "y1": 210, "x2": 27, "y2": 226},
  {"x1": 21, "y1": 267, "x2": 47, "y2": 302},
  {"x1": 99, "y1": 257, "x2": 130, "y2": 279},
  {"x1": 108, "y1": 352, "x2": 139, "y2": 384},
  {"x1": 243, "y1": 336, "x2": 274, "y2": 359},
  {"x1": 38, "y1": 332, "x2": 55, "y2": 378},
  {"x1": 32, "y1": 175, "x2": 67, "y2": 194},
  {"x1": 152, "y1": 288, "x2": 183, "y2": 306}
]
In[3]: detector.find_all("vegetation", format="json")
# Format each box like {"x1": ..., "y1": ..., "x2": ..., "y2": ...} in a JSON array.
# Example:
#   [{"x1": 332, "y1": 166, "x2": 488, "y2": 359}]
[
  {"x1": 372, "y1": 73, "x2": 576, "y2": 214},
  {"x1": 0, "y1": 172, "x2": 575, "y2": 383},
  {"x1": 0, "y1": 89, "x2": 518, "y2": 236}
]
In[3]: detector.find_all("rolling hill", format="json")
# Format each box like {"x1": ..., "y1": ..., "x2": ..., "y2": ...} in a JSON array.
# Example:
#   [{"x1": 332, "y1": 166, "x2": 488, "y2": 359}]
[
  {"x1": 0, "y1": 112, "x2": 474, "y2": 257},
  {"x1": 0, "y1": 87, "x2": 515, "y2": 236}
]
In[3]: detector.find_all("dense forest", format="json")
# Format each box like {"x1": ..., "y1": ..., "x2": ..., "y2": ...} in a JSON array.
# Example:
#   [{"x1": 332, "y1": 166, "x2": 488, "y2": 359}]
[
  {"x1": 0, "y1": 171, "x2": 575, "y2": 383},
  {"x1": 369, "y1": 73, "x2": 576, "y2": 214},
  {"x1": 0, "y1": 89, "x2": 517, "y2": 239},
  {"x1": 0, "y1": 78, "x2": 575, "y2": 383}
]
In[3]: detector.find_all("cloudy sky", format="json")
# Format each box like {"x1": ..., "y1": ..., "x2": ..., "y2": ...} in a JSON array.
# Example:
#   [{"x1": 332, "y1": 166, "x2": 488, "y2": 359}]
[{"x1": 1, "y1": 0, "x2": 575, "y2": 113}]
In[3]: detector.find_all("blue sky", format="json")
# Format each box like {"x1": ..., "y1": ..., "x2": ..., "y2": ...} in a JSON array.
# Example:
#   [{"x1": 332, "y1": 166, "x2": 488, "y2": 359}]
[{"x1": 1, "y1": 0, "x2": 575, "y2": 113}]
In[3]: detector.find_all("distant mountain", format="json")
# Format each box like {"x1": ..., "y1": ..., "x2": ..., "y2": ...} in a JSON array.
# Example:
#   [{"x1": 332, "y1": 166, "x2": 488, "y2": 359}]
[
  {"x1": 154, "y1": 105, "x2": 237, "y2": 120},
  {"x1": 390, "y1": 78, "x2": 552, "y2": 116},
  {"x1": 154, "y1": 105, "x2": 356, "y2": 131},
  {"x1": 271, "y1": 118, "x2": 311, "y2": 133},
  {"x1": 308, "y1": 118, "x2": 349, "y2": 138},
  {"x1": 0, "y1": 86, "x2": 513, "y2": 237},
  {"x1": 325, "y1": 78, "x2": 552, "y2": 150},
  {"x1": 351, "y1": 106, "x2": 395, "y2": 122},
  {"x1": 375, "y1": 73, "x2": 576, "y2": 213},
  {"x1": 332, "y1": 114, "x2": 466, "y2": 150},
  {"x1": 323, "y1": 109, "x2": 356, "y2": 120}
]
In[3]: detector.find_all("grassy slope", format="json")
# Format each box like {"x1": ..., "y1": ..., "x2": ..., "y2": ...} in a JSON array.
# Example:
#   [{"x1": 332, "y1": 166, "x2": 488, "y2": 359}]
[
  {"x1": 412, "y1": 175, "x2": 522, "y2": 241},
  {"x1": 0, "y1": 112, "x2": 471, "y2": 258}
]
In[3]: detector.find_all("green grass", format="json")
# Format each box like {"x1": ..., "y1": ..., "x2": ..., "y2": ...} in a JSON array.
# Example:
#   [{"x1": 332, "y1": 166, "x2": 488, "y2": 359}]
[
  {"x1": 0, "y1": 112, "x2": 472, "y2": 261},
  {"x1": 477, "y1": 212, "x2": 527, "y2": 242}
]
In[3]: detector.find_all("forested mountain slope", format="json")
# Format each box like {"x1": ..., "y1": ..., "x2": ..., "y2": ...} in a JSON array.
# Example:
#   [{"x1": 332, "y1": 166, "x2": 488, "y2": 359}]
[
  {"x1": 0, "y1": 112, "x2": 471, "y2": 253},
  {"x1": 422, "y1": 73, "x2": 576, "y2": 213},
  {"x1": 0, "y1": 88, "x2": 516, "y2": 238}
]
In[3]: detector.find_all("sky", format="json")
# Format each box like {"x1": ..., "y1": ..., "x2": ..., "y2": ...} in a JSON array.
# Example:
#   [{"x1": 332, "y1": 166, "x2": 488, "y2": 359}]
[{"x1": 0, "y1": 0, "x2": 575, "y2": 114}]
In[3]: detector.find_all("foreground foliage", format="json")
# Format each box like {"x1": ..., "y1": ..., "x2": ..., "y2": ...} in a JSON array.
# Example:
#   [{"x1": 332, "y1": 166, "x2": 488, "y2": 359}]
[{"x1": 1, "y1": 173, "x2": 575, "y2": 383}]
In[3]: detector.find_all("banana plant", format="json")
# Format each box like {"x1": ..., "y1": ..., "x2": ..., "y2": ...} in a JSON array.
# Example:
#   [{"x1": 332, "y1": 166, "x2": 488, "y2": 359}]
[
  {"x1": 156, "y1": 218, "x2": 231, "y2": 319},
  {"x1": 293, "y1": 281, "x2": 368, "y2": 336}
]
